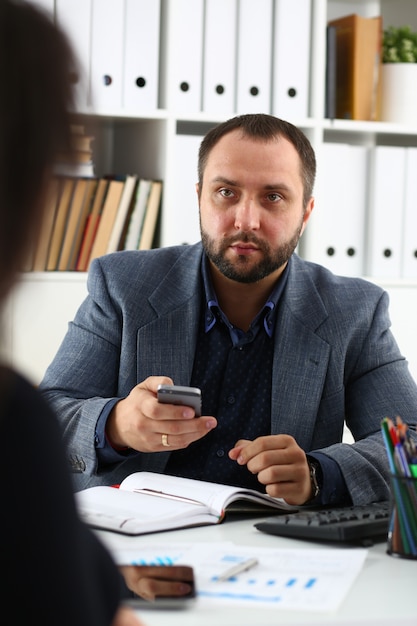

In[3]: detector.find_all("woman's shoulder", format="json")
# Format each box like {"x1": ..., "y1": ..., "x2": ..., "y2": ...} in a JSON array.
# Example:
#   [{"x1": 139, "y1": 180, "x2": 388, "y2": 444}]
[{"x1": 0, "y1": 365, "x2": 60, "y2": 440}]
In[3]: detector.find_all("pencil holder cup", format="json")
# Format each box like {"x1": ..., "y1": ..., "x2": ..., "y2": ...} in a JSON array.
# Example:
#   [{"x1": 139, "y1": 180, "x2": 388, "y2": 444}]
[{"x1": 386, "y1": 474, "x2": 417, "y2": 559}]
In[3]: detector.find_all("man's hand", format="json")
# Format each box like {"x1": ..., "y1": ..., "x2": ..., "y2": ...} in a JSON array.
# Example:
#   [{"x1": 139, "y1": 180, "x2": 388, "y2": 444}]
[
  {"x1": 228, "y1": 434, "x2": 313, "y2": 505},
  {"x1": 105, "y1": 376, "x2": 217, "y2": 452},
  {"x1": 120, "y1": 565, "x2": 194, "y2": 602}
]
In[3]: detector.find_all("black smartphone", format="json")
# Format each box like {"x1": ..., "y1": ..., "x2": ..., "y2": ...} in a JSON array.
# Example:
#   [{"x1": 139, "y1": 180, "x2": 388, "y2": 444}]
[
  {"x1": 124, "y1": 565, "x2": 196, "y2": 609},
  {"x1": 157, "y1": 384, "x2": 202, "y2": 417}
]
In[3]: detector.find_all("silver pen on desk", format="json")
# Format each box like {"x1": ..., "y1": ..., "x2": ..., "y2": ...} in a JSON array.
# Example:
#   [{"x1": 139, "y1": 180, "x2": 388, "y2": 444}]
[{"x1": 217, "y1": 557, "x2": 259, "y2": 582}]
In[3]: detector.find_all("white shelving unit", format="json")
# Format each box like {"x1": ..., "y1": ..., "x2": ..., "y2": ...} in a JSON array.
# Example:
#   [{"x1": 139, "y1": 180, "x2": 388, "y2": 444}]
[{"x1": 3, "y1": 0, "x2": 417, "y2": 384}]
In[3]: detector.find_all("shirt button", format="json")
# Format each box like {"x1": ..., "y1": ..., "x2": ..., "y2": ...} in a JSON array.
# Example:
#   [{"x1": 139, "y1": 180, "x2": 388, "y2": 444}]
[
  {"x1": 227, "y1": 395, "x2": 235, "y2": 405},
  {"x1": 216, "y1": 449, "x2": 225, "y2": 457}
]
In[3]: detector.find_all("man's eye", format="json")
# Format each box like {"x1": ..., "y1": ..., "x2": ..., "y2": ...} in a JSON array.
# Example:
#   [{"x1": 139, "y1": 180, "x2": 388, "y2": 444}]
[
  {"x1": 219, "y1": 188, "x2": 234, "y2": 198},
  {"x1": 267, "y1": 193, "x2": 282, "y2": 202}
]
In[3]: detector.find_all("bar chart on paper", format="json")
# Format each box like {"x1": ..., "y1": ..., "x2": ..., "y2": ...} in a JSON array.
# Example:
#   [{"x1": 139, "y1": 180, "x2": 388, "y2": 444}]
[
  {"x1": 191, "y1": 545, "x2": 367, "y2": 610},
  {"x1": 107, "y1": 541, "x2": 367, "y2": 612}
]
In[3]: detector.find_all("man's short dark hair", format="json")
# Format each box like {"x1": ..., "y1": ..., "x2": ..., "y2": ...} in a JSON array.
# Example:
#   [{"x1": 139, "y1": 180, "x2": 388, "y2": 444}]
[{"x1": 198, "y1": 113, "x2": 316, "y2": 208}]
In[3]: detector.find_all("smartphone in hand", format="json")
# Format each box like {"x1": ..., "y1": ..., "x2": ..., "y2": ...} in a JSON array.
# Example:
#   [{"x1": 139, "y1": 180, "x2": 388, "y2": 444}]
[
  {"x1": 124, "y1": 565, "x2": 196, "y2": 609},
  {"x1": 157, "y1": 384, "x2": 202, "y2": 417}
]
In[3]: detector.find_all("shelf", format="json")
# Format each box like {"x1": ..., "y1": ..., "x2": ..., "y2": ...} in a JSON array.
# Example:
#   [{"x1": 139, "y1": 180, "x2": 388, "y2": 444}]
[
  {"x1": 6, "y1": 0, "x2": 417, "y2": 384},
  {"x1": 18, "y1": 271, "x2": 88, "y2": 282},
  {"x1": 322, "y1": 118, "x2": 417, "y2": 136}
]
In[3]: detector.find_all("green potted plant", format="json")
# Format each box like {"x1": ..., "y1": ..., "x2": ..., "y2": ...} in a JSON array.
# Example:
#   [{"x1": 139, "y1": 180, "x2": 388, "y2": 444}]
[
  {"x1": 382, "y1": 25, "x2": 417, "y2": 63},
  {"x1": 380, "y1": 25, "x2": 417, "y2": 124}
]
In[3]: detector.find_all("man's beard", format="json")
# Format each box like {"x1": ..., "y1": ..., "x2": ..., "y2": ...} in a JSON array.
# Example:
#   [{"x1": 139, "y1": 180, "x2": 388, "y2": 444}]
[{"x1": 201, "y1": 226, "x2": 302, "y2": 284}]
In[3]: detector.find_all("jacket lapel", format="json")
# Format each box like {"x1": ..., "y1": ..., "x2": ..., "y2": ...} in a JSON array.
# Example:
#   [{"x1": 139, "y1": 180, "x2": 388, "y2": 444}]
[
  {"x1": 137, "y1": 244, "x2": 203, "y2": 384},
  {"x1": 271, "y1": 256, "x2": 331, "y2": 446}
]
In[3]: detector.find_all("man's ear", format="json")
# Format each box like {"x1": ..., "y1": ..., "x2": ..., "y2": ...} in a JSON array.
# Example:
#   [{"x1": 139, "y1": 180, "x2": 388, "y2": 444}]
[{"x1": 300, "y1": 196, "x2": 314, "y2": 236}]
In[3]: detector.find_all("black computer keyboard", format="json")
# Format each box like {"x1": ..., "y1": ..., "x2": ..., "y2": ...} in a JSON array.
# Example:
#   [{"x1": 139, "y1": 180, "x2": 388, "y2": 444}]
[{"x1": 254, "y1": 502, "x2": 391, "y2": 544}]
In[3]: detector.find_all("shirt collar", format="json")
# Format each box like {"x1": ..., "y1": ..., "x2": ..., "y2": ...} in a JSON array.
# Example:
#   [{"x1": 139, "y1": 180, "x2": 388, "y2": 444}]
[{"x1": 201, "y1": 253, "x2": 290, "y2": 337}]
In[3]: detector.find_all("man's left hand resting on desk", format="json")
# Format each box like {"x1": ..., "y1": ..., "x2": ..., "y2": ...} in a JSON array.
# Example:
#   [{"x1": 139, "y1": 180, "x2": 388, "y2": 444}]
[{"x1": 229, "y1": 435, "x2": 314, "y2": 505}]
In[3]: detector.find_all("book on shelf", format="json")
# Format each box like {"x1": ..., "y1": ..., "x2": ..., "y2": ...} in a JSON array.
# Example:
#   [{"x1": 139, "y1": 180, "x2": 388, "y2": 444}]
[
  {"x1": 54, "y1": 160, "x2": 95, "y2": 179},
  {"x1": 106, "y1": 173, "x2": 139, "y2": 253},
  {"x1": 123, "y1": 178, "x2": 152, "y2": 250},
  {"x1": 31, "y1": 178, "x2": 61, "y2": 271},
  {"x1": 325, "y1": 24, "x2": 337, "y2": 119},
  {"x1": 66, "y1": 178, "x2": 99, "y2": 271},
  {"x1": 56, "y1": 177, "x2": 94, "y2": 271},
  {"x1": 75, "y1": 471, "x2": 295, "y2": 536},
  {"x1": 71, "y1": 134, "x2": 94, "y2": 153},
  {"x1": 46, "y1": 177, "x2": 75, "y2": 271},
  {"x1": 327, "y1": 13, "x2": 382, "y2": 121},
  {"x1": 76, "y1": 177, "x2": 110, "y2": 272},
  {"x1": 87, "y1": 177, "x2": 125, "y2": 267},
  {"x1": 55, "y1": 125, "x2": 95, "y2": 178},
  {"x1": 138, "y1": 180, "x2": 163, "y2": 250}
]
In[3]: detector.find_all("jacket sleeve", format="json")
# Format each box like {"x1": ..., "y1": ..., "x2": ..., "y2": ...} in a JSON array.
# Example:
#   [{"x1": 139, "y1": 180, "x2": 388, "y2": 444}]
[
  {"x1": 39, "y1": 256, "x2": 146, "y2": 488},
  {"x1": 313, "y1": 289, "x2": 417, "y2": 505}
]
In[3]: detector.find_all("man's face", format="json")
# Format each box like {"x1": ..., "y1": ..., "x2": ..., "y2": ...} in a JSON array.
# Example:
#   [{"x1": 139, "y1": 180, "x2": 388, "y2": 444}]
[{"x1": 197, "y1": 130, "x2": 314, "y2": 283}]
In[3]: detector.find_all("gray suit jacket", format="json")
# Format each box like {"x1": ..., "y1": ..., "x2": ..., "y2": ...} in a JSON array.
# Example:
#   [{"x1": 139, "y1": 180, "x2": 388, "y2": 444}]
[{"x1": 40, "y1": 244, "x2": 417, "y2": 503}]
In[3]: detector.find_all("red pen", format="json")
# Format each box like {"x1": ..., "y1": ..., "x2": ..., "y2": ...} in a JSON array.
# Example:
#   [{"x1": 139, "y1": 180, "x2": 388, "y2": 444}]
[{"x1": 387, "y1": 418, "x2": 399, "y2": 446}]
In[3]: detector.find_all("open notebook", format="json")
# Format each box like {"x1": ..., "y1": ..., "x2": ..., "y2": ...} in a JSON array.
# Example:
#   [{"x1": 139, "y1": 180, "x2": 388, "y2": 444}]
[{"x1": 75, "y1": 471, "x2": 296, "y2": 535}]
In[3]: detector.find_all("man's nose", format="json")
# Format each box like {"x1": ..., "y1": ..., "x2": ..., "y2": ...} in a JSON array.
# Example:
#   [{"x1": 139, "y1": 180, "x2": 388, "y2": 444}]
[{"x1": 233, "y1": 197, "x2": 261, "y2": 230}]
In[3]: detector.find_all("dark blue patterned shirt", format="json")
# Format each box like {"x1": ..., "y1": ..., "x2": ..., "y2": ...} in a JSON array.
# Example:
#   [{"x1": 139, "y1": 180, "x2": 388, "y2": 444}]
[
  {"x1": 97, "y1": 253, "x2": 349, "y2": 505},
  {"x1": 166, "y1": 255, "x2": 349, "y2": 504}
]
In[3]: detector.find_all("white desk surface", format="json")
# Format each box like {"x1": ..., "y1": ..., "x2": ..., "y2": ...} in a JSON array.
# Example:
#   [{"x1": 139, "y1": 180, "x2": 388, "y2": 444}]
[{"x1": 96, "y1": 516, "x2": 416, "y2": 626}]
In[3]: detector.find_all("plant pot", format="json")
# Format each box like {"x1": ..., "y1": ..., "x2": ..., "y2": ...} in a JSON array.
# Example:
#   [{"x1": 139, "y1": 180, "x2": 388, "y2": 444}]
[{"x1": 380, "y1": 63, "x2": 417, "y2": 125}]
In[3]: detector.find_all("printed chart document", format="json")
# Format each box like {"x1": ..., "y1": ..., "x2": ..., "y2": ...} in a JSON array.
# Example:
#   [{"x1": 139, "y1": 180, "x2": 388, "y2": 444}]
[
  {"x1": 100, "y1": 540, "x2": 368, "y2": 612},
  {"x1": 177, "y1": 544, "x2": 367, "y2": 611},
  {"x1": 75, "y1": 472, "x2": 295, "y2": 535}
]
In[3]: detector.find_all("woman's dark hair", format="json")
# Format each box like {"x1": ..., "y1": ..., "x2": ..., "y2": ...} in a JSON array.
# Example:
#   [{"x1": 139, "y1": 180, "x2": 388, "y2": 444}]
[
  {"x1": 198, "y1": 113, "x2": 316, "y2": 209},
  {"x1": 0, "y1": 0, "x2": 76, "y2": 299}
]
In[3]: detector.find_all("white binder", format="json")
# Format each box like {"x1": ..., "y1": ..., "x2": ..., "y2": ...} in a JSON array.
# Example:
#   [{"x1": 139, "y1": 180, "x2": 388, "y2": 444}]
[
  {"x1": 161, "y1": 0, "x2": 204, "y2": 113},
  {"x1": 272, "y1": 0, "x2": 311, "y2": 121},
  {"x1": 202, "y1": 0, "x2": 238, "y2": 115},
  {"x1": 123, "y1": 0, "x2": 161, "y2": 111},
  {"x1": 366, "y1": 146, "x2": 406, "y2": 279},
  {"x1": 55, "y1": 0, "x2": 92, "y2": 110},
  {"x1": 90, "y1": 0, "x2": 124, "y2": 110},
  {"x1": 160, "y1": 133, "x2": 202, "y2": 247},
  {"x1": 302, "y1": 143, "x2": 368, "y2": 277},
  {"x1": 401, "y1": 148, "x2": 417, "y2": 279},
  {"x1": 236, "y1": 0, "x2": 273, "y2": 114}
]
